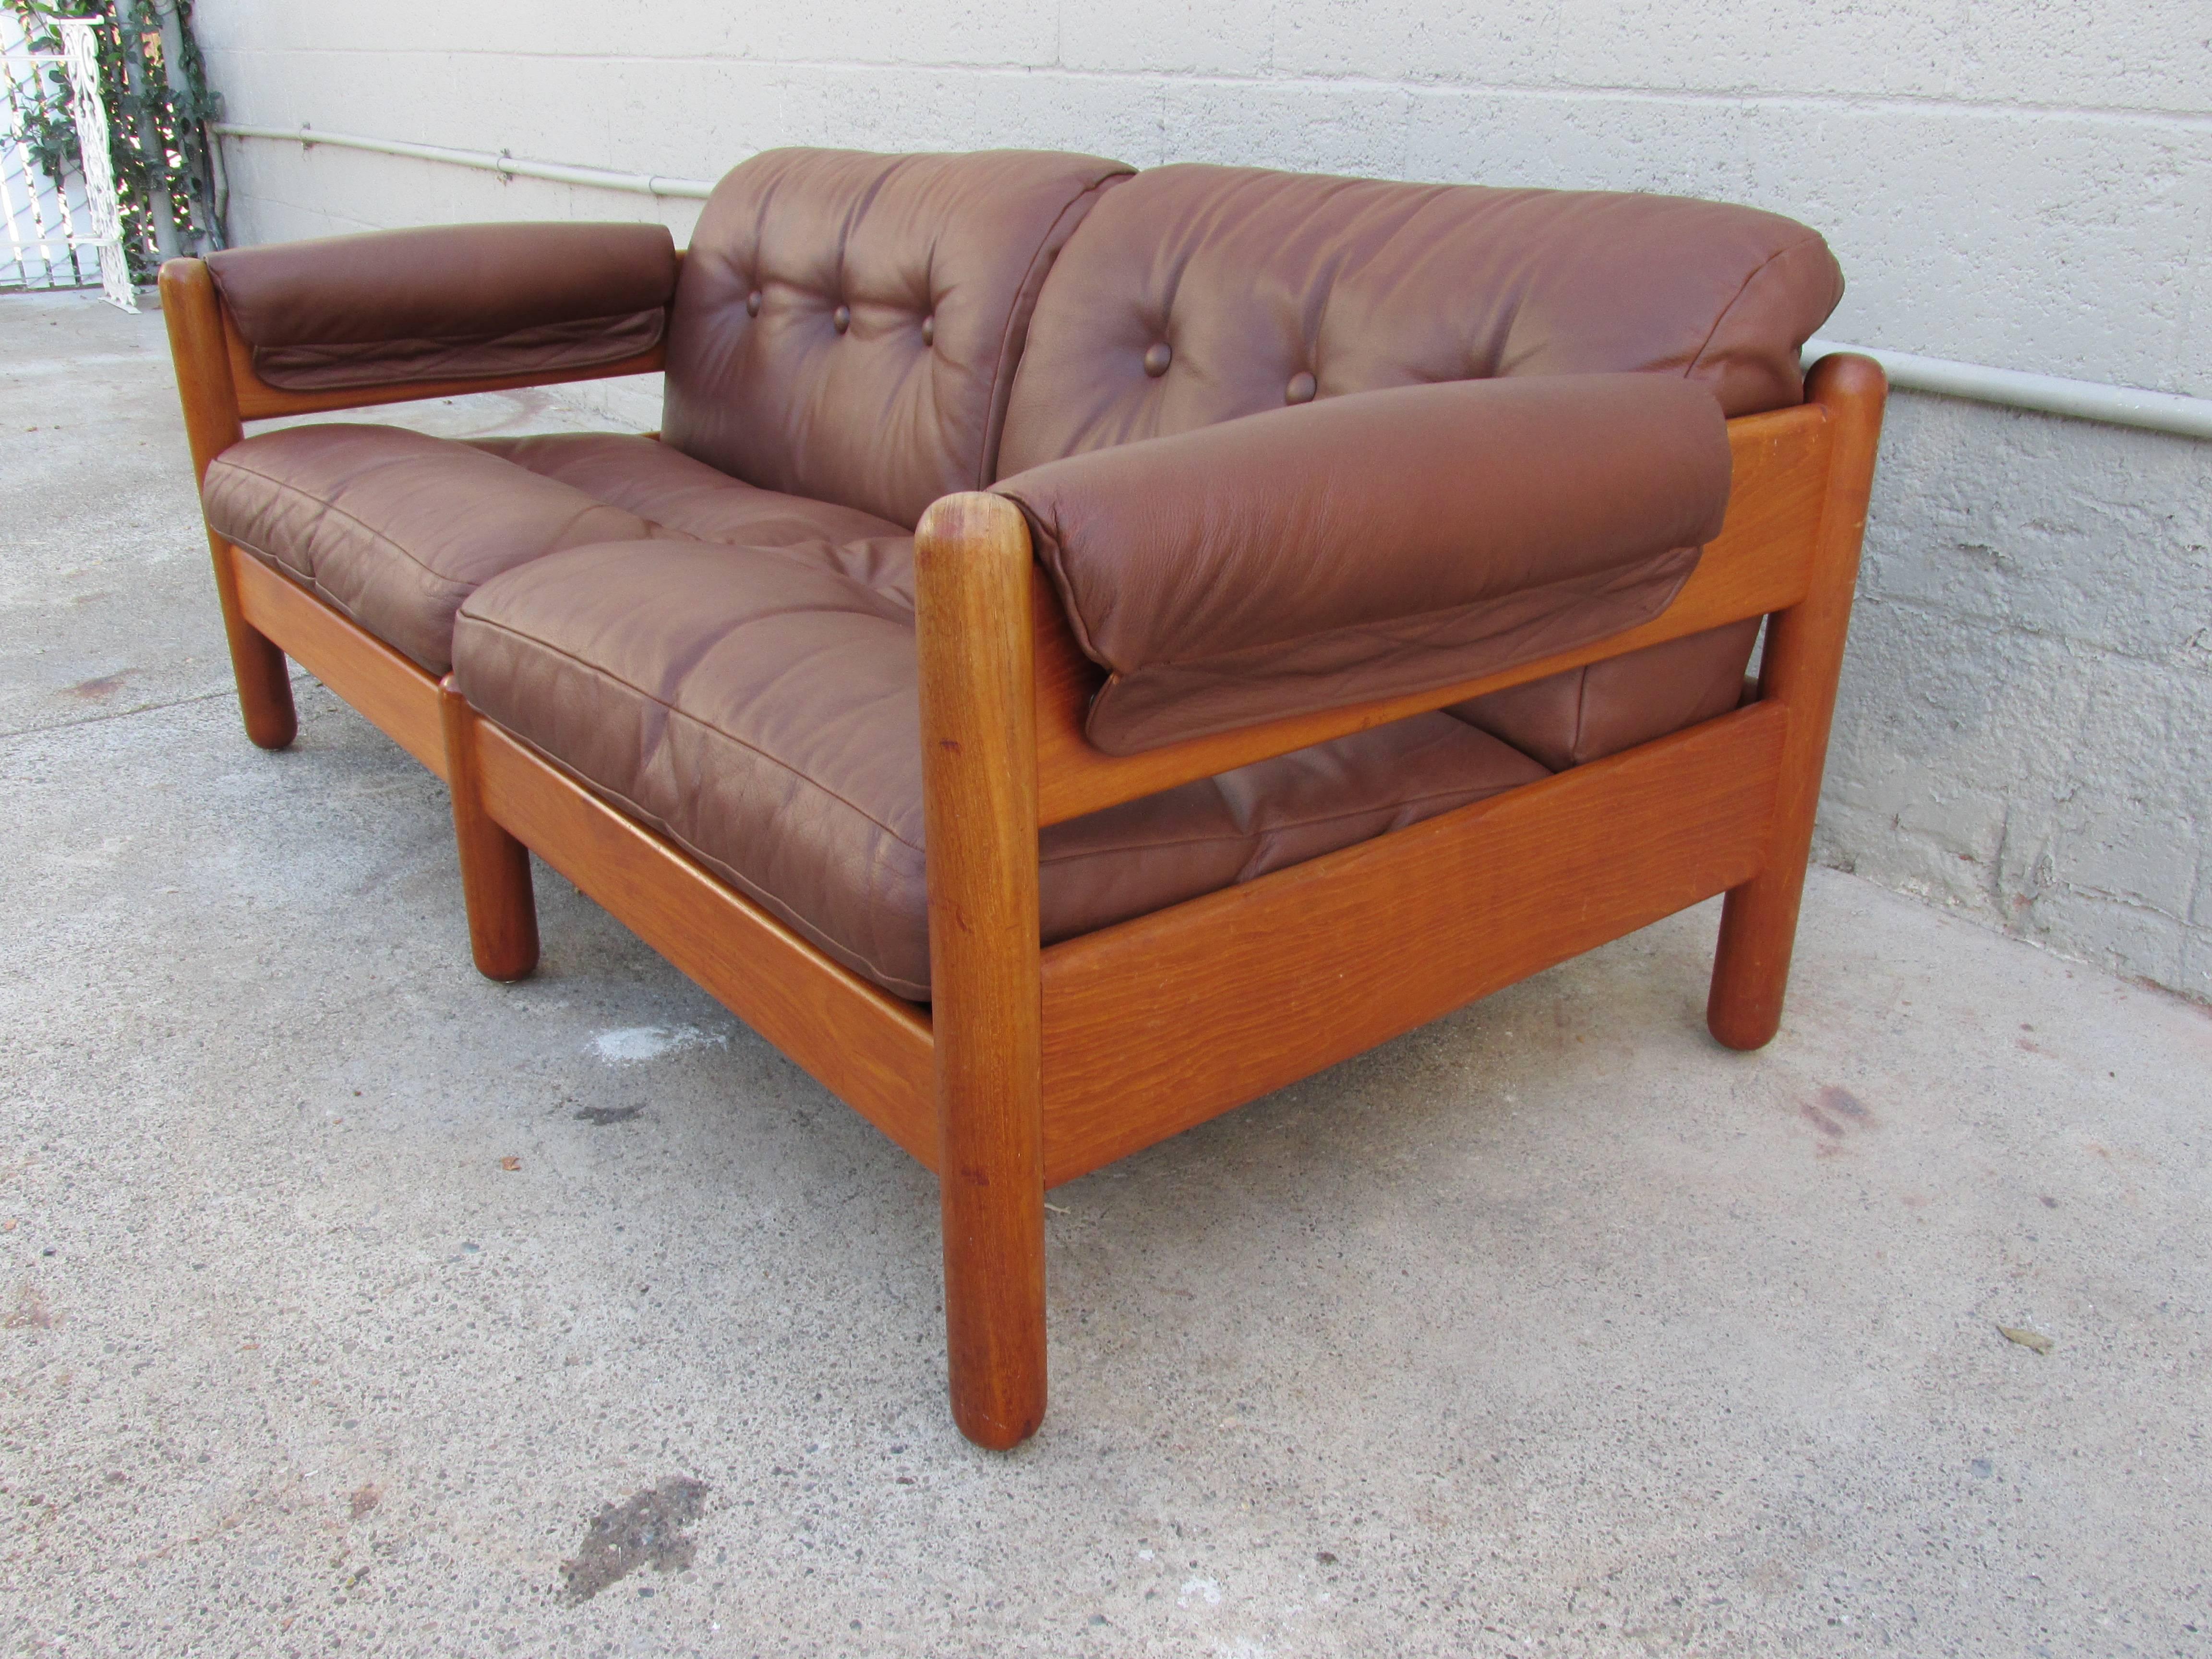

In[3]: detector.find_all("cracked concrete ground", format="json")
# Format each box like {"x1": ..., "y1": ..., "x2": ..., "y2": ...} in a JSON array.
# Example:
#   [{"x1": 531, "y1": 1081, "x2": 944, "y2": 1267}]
[{"x1": 3, "y1": 288, "x2": 2208, "y2": 1658}]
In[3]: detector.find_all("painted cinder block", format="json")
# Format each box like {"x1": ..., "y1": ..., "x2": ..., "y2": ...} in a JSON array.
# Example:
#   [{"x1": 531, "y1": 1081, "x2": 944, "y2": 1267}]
[{"x1": 189, "y1": 0, "x2": 2212, "y2": 998}]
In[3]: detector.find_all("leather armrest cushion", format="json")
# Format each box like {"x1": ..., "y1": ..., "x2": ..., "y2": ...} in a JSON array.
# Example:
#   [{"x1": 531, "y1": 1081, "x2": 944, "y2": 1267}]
[
  {"x1": 205, "y1": 222, "x2": 679, "y2": 392},
  {"x1": 995, "y1": 373, "x2": 1732, "y2": 754}
]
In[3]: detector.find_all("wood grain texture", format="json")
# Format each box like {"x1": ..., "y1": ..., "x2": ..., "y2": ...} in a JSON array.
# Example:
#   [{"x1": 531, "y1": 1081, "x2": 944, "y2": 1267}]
[
  {"x1": 1037, "y1": 700, "x2": 1789, "y2": 1185},
  {"x1": 1708, "y1": 354, "x2": 1889, "y2": 1050},
  {"x1": 915, "y1": 492, "x2": 1049, "y2": 1450},
  {"x1": 438, "y1": 683, "x2": 540, "y2": 981},
  {"x1": 472, "y1": 720, "x2": 937, "y2": 1166},
  {"x1": 1034, "y1": 402, "x2": 1831, "y2": 826},
  {"x1": 229, "y1": 546, "x2": 447, "y2": 778},
  {"x1": 157, "y1": 257, "x2": 296, "y2": 749}
]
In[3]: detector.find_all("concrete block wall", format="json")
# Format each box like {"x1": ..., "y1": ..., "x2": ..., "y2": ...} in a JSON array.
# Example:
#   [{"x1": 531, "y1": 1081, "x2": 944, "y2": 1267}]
[{"x1": 190, "y1": 1, "x2": 2212, "y2": 998}]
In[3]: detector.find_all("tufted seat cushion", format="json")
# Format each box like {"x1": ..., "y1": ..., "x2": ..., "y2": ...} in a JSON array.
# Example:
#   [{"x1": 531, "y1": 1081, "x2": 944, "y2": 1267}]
[
  {"x1": 452, "y1": 541, "x2": 1547, "y2": 1000},
  {"x1": 201, "y1": 427, "x2": 914, "y2": 673}
]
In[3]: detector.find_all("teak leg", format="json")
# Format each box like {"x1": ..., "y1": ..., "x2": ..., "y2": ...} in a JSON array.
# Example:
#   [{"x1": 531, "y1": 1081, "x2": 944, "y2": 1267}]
[
  {"x1": 1708, "y1": 354, "x2": 1888, "y2": 1050},
  {"x1": 210, "y1": 539, "x2": 298, "y2": 750},
  {"x1": 916, "y1": 493, "x2": 1048, "y2": 1450},
  {"x1": 438, "y1": 679, "x2": 540, "y2": 982},
  {"x1": 157, "y1": 258, "x2": 299, "y2": 751}
]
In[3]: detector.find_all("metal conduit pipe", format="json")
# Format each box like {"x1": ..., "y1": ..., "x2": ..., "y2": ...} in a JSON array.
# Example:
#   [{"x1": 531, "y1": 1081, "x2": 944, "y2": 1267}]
[
  {"x1": 211, "y1": 122, "x2": 716, "y2": 200},
  {"x1": 212, "y1": 123, "x2": 2212, "y2": 441},
  {"x1": 1802, "y1": 337, "x2": 2212, "y2": 441}
]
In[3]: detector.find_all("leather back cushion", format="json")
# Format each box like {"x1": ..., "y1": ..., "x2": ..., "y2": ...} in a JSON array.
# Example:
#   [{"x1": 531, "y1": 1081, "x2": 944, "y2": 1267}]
[
  {"x1": 998, "y1": 165, "x2": 1842, "y2": 473},
  {"x1": 664, "y1": 148, "x2": 1132, "y2": 529}
]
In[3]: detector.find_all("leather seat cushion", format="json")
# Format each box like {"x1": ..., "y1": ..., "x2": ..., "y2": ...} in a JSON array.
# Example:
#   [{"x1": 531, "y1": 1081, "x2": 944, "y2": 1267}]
[
  {"x1": 451, "y1": 540, "x2": 1549, "y2": 1001},
  {"x1": 200, "y1": 426, "x2": 912, "y2": 673},
  {"x1": 1449, "y1": 618, "x2": 1763, "y2": 771},
  {"x1": 475, "y1": 432, "x2": 918, "y2": 604}
]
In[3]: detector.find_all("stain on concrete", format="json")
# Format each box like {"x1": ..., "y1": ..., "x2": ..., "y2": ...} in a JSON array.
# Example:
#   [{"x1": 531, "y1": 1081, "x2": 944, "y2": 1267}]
[
  {"x1": 1800, "y1": 1103, "x2": 1848, "y2": 1139},
  {"x1": 63, "y1": 669, "x2": 132, "y2": 700},
  {"x1": 559, "y1": 1476, "x2": 709, "y2": 1603},
  {"x1": 2, "y1": 1281, "x2": 52, "y2": 1328},
  {"x1": 1803, "y1": 1084, "x2": 1876, "y2": 1143},
  {"x1": 575, "y1": 1104, "x2": 645, "y2": 1126},
  {"x1": 1818, "y1": 1085, "x2": 1872, "y2": 1123}
]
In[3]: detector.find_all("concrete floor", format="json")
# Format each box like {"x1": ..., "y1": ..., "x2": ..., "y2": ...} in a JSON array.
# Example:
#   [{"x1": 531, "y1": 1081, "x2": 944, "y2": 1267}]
[{"x1": 3, "y1": 288, "x2": 2208, "y2": 1659}]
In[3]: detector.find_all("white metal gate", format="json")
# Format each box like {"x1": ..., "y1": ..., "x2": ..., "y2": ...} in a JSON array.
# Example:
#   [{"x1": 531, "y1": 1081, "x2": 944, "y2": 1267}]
[{"x1": 3, "y1": 10, "x2": 134, "y2": 310}]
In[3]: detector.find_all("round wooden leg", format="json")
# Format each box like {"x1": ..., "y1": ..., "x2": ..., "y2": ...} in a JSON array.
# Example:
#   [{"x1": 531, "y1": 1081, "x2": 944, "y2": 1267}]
[
  {"x1": 212, "y1": 553, "x2": 297, "y2": 750},
  {"x1": 440, "y1": 683, "x2": 540, "y2": 982},
  {"x1": 917, "y1": 492, "x2": 1048, "y2": 1450},
  {"x1": 1707, "y1": 876, "x2": 1800, "y2": 1050}
]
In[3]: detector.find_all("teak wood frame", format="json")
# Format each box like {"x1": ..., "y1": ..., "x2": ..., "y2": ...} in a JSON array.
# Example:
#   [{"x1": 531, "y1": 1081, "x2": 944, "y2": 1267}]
[{"x1": 160, "y1": 255, "x2": 1887, "y2": 1449}]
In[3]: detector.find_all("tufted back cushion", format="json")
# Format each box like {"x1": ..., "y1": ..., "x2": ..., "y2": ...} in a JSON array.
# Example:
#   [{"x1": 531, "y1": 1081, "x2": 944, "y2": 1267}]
[
  {"x1": 997, "y1": 165, "x2": 1843, "y2": 475},
  {"x1": 664, "y1": 148, "x2": 1131, "y2": 529}
]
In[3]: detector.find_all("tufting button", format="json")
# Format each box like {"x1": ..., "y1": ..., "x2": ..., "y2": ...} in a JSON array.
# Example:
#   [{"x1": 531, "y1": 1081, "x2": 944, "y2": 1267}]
[
  {"x1": 1142, "y1": 342, "x2": 1172, "y2": 377},
  {"x1": 745, "y1": 290, "x2": 762, "y2": 317},
  {"x1": 832, "y1": 304, "x2": 851, "y2": 334},
  {"x1": 1286, "y1": 371, "x2": 1317, "y2": 405},
  {"x1": 921, "y1": 315, "x2": 935, "y2": 346}
]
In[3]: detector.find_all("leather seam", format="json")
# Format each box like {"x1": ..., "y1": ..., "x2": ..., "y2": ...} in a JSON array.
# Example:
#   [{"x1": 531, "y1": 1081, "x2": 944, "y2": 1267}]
[
  {"x1": 977, "y1": 169, "x2": 1133, "y2": 492},
  {"x1": 253, "y1": 310, "x2": 663, "y2": 394},
  {"x1": 997, "y1": 494, "x2": 1112, "y2": 667},
  {"x1": 456, "y1": 612, "x2": 923, "y2": 852},
  {"x1": 1038, "y1": 778, "x2": 1531, "y2": 866},
  {"x1": 1101, "y1": 543, "x2": 1699, "y2": 682},
  {"x1": 1684, "y1": 232, "x2": 1834, "y2": 395},
  {"x1": 1086, "y1": 549, "x2": 1703, "y2": 753},
  {"x1": 222, "y1": 534, "x2": 372, "y2": 636},
  {"x1": 208, "y1": 448, "x2": 667, "y2": 595},
  {"x1": 209, "y1": 455, "x2": 501, "y2": 596},
  {"x1": 251, "y1": 307, "x2": 662, "y2": 357}
]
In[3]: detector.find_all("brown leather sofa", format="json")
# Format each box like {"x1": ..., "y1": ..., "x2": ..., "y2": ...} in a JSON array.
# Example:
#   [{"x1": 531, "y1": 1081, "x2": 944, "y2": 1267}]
[{"x1": 160, "y1": 147, "x2": 1884, "y2": 1449}]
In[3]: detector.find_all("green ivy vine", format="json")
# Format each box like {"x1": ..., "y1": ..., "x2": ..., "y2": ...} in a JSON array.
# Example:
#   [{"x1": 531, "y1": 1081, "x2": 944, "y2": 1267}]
[{"x1": 9, "y1": 0, "x2": 226, "y2": 277}]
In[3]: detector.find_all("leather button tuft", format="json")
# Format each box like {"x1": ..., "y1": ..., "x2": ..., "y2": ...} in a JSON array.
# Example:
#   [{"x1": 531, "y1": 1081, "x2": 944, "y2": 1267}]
[
  {"x1": 832, "y1": 304, "x2": 851, "y2": 334},
  {"x1": 745, "y1": 290, "x2": 762, "y2": 317},
  {"x1": 921, "y1": 315, "x2": 935, "y2": 346},
  {"x1": 1142, "y1": 342, "x2": 1172, "y2": 378},
  {"x1": 1286, "y1": 371, "x2": 1317, "y2": 405}
]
